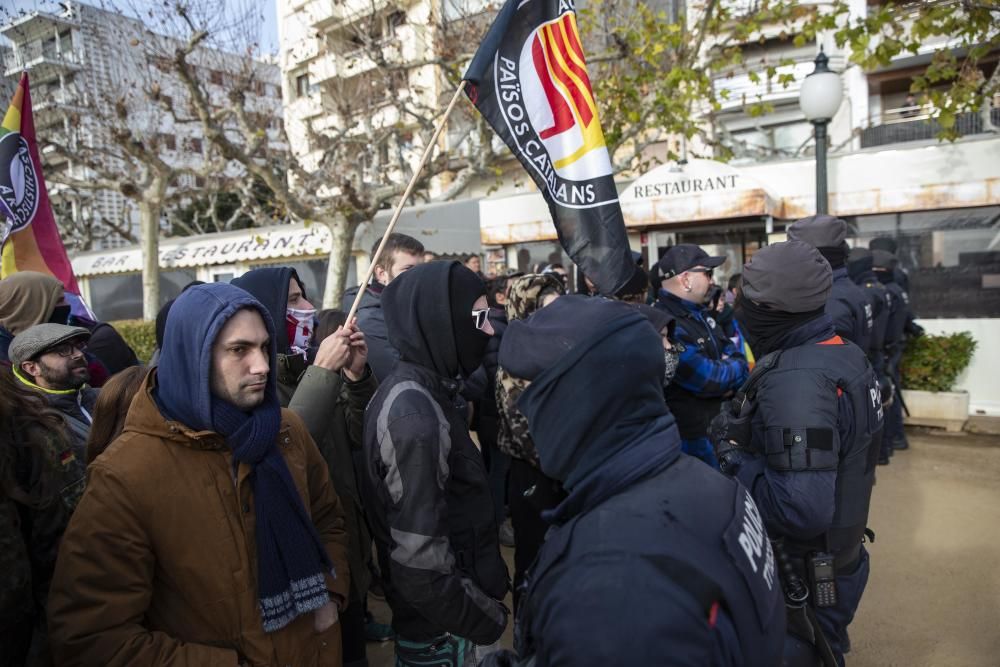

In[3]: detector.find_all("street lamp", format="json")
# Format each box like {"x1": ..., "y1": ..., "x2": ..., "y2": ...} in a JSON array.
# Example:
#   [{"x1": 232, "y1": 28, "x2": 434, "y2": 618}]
[{"x1": 799, "y1": 47, "x2": 843, "y2": 215}]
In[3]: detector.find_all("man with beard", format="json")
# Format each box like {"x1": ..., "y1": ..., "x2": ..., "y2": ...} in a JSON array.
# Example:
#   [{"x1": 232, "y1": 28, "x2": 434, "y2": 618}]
[
  {"x1": 10, "y1": 323, "x2": 99, "y2": 465},
  {"x1": 654, "y1": 244, "x2": 748, "y2": 467},
  {"x1": 712, "y1": 240, "x2": 882, "y2": 666},
  {"x1": 359, "y1": 261, "x2": 509, "y2": 666},
  {"x1": 342, "y1": 233, "x2": 425, "y2": 381},
  {"x1": 47, "y1": 283, "x2": 349, "y2": 666}
]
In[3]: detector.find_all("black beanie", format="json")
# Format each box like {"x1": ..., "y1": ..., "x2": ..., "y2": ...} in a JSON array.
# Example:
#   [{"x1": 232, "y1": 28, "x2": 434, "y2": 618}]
[{"x1": 449, "y1": 263, "x2": 489, "y2": 377}]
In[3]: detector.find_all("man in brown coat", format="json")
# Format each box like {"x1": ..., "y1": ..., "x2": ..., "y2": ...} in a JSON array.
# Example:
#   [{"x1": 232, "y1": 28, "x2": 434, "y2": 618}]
[{"x1": 48, "y1": 282, "x2": 351, "y2": 666}]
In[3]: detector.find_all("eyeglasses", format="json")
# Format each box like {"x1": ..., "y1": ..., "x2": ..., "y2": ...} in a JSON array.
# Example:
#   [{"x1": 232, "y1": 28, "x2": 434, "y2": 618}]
[
  {"x1": 44, "y1": 340, "x2": 88, "y2": 358},
  {"x1": 472, "y1": 308, "x2": 490, "y2": 331},
  {"x1": 687, "y1": 267, "x2": 714, "y2": 278}
]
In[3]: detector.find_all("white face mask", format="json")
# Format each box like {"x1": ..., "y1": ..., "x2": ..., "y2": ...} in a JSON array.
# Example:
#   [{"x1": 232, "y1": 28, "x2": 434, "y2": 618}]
[{"x1": 286, "y1": 307, "x2": 316, "y2": 355}]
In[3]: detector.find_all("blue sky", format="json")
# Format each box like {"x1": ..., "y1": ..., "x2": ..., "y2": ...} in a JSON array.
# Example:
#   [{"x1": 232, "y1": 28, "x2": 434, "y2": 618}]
[{"x1": 2, "y1": 0, "x2": 280, "y2": 54}]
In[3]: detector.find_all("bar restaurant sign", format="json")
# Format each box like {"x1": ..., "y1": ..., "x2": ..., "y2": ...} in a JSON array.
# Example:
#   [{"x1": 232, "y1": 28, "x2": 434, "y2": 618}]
[{"x1": 620, "y1": 159, "x2": 775, "y2": 226}]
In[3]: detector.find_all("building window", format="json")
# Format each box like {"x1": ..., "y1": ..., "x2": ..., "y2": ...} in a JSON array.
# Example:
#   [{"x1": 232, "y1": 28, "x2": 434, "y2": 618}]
[
  {"x1": 210, "y1": 70, "x2": 224, "y2": 85},
  {"x1": 295, "y1": 73, "x2": 311, "y2": 98},
  {"x1": 160, "y1": 133, "x2": 177, "y2": 150},
  {"x1": 847, "y1": 206, "x2": 1000, "y2": 318},
  {"x1": 185, "y1": 137, "x2": 203, "y2": 154}
]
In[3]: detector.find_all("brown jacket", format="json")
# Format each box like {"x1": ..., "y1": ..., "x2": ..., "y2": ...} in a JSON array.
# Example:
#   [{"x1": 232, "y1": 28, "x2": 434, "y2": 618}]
[{"x1": 48, "y1": 370, "x2": 351, "y2": 667}]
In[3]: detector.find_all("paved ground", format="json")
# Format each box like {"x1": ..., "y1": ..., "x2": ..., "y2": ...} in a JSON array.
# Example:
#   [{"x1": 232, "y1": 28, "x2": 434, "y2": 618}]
[{"x1": 366, "y1": 427, "x2": 1000, "y2": 666}]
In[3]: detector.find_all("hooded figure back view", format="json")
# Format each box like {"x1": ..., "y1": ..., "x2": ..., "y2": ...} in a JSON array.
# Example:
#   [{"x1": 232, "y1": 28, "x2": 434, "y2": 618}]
[
  {"x1": 359, "y1": 261, "x2": 509, "y2": 665},
  {"x1": 483, "y1": 296, "x2": 785, "y2": 667}
]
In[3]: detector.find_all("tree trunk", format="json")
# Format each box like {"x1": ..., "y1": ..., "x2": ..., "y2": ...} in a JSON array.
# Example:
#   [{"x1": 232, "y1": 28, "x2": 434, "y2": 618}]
[
  {"x1": 322, "y1": 217, "x2": 359, "y2": 309},
  {"x1": 139, "y1": 199, "x2": 161, "y2": 320}
]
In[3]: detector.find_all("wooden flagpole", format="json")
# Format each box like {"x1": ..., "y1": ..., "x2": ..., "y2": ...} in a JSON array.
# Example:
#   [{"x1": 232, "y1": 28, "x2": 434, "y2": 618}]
[{"x1": 345, "y1": 79, "x2": 468, "y2": 324}]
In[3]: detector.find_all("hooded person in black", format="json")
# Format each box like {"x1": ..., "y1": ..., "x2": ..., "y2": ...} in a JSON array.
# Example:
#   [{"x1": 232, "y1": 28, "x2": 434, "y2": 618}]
[
  {"x1": 481, "y1": 296, "x2": 785, "y2": 667},
  {"x1": 359, "y1": 261, "x2": 509, "y2": 666}
]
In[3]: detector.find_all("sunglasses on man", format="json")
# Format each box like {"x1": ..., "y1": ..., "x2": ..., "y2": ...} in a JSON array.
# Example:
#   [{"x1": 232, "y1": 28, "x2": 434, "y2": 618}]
[{"x1": 472, "y1": 308, "x2": 490, "y2": 331}]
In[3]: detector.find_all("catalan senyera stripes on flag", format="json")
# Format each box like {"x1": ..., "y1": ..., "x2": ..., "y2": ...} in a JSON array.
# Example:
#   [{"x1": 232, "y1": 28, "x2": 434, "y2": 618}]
[
  {"x1": 0, "y1": 72, "x2": 80, "y2": 294},
  {"x1": 464, "y1": 0, "x2": 636, "y2": 295}
]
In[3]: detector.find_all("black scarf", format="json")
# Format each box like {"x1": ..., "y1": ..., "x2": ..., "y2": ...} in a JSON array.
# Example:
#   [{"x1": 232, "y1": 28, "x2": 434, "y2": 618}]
[{"x1": 734, "y1": 294, "x2": 826, "y2": 357}]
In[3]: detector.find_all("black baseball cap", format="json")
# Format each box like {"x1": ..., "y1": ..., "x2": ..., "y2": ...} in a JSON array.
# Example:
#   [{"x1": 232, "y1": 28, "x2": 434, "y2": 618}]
[{"x1": 657, "y1": 244, "x2": 726, "y2": 280}]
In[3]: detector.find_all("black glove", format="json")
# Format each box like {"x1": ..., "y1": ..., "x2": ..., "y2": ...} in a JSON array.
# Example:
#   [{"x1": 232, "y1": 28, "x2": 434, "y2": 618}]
[
  {"x1": 905, "y1": 320, "x2": 925, "y2": 337},
  {"x1": 709, "y1": 399, "x2": 752, "y2": 450}
]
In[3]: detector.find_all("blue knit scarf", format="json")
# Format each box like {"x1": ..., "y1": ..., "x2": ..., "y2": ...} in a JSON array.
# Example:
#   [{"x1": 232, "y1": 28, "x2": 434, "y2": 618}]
[{"x1": 211, "y1": 393, "x2": 334, "y2": 632}]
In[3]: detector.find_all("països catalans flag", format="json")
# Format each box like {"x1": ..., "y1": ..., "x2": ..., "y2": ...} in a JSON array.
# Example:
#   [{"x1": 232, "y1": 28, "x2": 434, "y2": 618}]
[
  {"x1": 0, "y1": 72, "x2": 80, "y2": 294},
  {"x1": 464, "y1": 0, "x2": 638, "y2": 295}
]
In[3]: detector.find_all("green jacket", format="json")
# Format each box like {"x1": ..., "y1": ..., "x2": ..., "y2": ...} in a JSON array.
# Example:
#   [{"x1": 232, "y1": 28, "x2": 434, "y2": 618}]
[{"x1": 284, "y1": 363, "x2": 377, "y2": 603}]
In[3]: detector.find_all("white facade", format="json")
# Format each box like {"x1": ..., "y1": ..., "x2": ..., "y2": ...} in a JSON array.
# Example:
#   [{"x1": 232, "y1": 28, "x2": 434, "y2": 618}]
[{"x1": 1, "y1": 1, "x2": 284, "y2": 250}]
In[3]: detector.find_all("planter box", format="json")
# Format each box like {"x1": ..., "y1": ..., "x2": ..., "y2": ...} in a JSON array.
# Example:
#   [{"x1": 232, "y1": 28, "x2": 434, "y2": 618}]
[{"x1": 901, "y1": 389, "x2": 970, "y2": 432}]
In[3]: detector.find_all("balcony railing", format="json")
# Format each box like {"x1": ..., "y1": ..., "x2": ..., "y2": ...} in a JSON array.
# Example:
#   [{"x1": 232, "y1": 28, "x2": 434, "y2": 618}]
[
  {"x1": 860, "y1": 105, "x2": 1000, "y2": 148},
  {"x1": 3, "y1": 43, "x2": 83, "y2": 77},
  {"x1": 713, "y1": 60, "x2": 814, "y2": 109}
]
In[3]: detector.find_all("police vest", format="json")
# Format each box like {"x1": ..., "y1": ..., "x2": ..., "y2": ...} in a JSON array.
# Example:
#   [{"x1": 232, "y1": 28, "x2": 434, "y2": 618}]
[
  {"x1": 828, "y1": 270, "x2": 872, "y2": 350},
  {"x1": 858, "y1": 278, "x2": 890, "y2": 367},
  {"x1": 751, "y1": 339, "x2": 882, "y2": 562},
  {"x1": 515, "y1": 456, "x2": 786, "y2": 663},
  {"x1": 882, "y1": 282, "x2": 908, "y2": 346}
]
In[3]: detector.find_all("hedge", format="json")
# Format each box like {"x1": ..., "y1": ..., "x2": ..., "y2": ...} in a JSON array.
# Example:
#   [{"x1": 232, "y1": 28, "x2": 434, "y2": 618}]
[
  {"x1": 110, "y1": 319, "x2": 157, "y2": 364},
  {"x1": 900, "y1": 331, "x2": 977, "y2": 393}
]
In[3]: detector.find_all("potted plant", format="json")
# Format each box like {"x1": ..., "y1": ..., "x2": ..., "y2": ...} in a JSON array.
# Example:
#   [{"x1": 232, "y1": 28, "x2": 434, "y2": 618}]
[{"x1": 899, "y1": 331, "x2": 977, "y2": 432}]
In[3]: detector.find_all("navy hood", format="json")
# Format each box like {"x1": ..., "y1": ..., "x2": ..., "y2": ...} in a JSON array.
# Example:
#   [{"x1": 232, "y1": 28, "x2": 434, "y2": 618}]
[
  {"x1": 231, "y1": 267, "x2": 306, "y2": 354},
  {"x1": 156, "y1": 283, "x2": 278, "y2": 432},
  {"x1": 499, "y1": 295, "x2": 681, "y2": 492}
]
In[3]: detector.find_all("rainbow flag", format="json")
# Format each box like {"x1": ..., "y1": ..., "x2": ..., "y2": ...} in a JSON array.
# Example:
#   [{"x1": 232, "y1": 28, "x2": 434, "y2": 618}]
[{"x1": 0, "y1": 72, "x2": 80, "y2": 294}]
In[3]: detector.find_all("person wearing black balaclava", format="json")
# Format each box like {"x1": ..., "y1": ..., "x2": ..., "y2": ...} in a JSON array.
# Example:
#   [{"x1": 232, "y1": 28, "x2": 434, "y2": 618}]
[
  {"x1": 479, "y1": 296, "x2": 785, "y2": 667},
  {"x1": 788, "y1": 215, "x2": 873, "y2": 351},
  {"x1": 715, "y1": 240, "x2": 883, "y2": 666},
  {"x1": 358, "y1": 261, "x2": 509, "y2": 667},
  {"x1": 872, "y1": 249, "x2": 916, "y2": 455},
  {"x1": 849, "y1": 248, "x2": 895, "y2": 464}
]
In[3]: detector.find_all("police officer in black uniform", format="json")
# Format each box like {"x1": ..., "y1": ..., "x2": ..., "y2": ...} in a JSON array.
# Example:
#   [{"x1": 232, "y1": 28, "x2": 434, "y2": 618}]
[
  {"x1": 483, "y1": 295, "x2": 785, "y2": 667},
  {"x1": 711, "y1": 241, "x2": 883, "y2": 666},
  {"x1": 787, "y1": 215, "x2": 873, "y2": 351},
  {"x1": 872, "y1": 249, "x2": 915, "y2": 453},
  {"x1": 849, "y1": 248, "x2": 895, "y2": 464}
]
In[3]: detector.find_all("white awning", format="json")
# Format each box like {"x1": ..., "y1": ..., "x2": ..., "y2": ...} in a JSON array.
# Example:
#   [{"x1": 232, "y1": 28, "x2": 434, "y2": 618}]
[
  {"x1": 619, "y1": 159, "x2": 780, "y2": 226},
  {"x1": 73, "y1": 223, "x2": 333, "y2": 277}
]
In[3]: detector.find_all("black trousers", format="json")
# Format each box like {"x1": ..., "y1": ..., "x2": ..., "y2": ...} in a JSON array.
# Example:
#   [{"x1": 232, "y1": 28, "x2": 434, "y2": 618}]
[
  {"x1": 342, "y1": 595, "x2": 367, "y2": 666},
  {"x1": 508, "y1": 458, "x2": 561, "y2": 614}
]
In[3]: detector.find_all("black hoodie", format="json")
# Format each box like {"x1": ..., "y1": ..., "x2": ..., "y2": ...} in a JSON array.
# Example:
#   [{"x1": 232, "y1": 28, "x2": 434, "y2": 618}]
[{"x1": 359, "y1": 261, "x2": 509, "y2": 645}]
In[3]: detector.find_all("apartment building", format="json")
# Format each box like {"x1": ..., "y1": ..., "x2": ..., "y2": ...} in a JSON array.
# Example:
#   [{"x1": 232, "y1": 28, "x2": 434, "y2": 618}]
[{"x1": 1, "y1": 1, "x2": 284, "y2": 250}]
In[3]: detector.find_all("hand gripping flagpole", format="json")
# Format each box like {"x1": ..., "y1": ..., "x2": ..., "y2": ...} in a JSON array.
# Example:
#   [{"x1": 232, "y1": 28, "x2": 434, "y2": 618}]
[{"x1": 345, "y1": 79, "x2": 468, "y2": 324}]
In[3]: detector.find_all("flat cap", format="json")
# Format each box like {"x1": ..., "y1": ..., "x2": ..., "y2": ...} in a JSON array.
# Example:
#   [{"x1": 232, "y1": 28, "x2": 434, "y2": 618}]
[
  {"x1": 742, "y1": 240, "x2": 832, "y2": 313},
  {"x1": 786, "y1": 214, "x2": 847, "y2": 249},
  {"x1": 10, "y1": 323, "x2": 90, "y2": 367},
  {"x1": 658, "y1": 244, "x2": 726, "y2": 279}
]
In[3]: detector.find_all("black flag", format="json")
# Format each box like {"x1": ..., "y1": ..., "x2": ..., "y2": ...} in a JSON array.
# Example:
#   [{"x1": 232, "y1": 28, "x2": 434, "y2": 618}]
[{"x1": 464, "y1": 0, "x2": 638, "y2": 295}]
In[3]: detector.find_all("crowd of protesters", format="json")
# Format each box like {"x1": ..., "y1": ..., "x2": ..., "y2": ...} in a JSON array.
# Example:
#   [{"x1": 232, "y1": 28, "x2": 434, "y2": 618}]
[{"x1": 0, "y1": 218, "x2": 919, "y2": 667}]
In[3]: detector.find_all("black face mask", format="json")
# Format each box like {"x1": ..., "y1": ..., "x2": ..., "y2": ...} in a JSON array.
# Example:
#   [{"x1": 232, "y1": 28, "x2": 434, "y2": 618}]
[
  {"x1": 734, "y1": 295, "x2": 824, "y2": 358},
  {"x1": 449, "y1": 265, "x2": 490, "y2": 377},
  {"x1": 49, "y1": 305, "x2": 71, "y2": 325}
]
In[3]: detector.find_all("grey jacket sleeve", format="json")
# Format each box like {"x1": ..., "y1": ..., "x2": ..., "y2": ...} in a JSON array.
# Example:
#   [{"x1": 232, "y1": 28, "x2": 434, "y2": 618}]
[{"x1": 377, "y1": 408, "x2": 508, "y2": 644}]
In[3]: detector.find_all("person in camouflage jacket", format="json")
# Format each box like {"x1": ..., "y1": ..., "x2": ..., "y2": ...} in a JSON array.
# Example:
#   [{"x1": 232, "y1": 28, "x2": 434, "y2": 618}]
[{"x1": 494, "y1": 274, "x2": 565, "y2": 612}]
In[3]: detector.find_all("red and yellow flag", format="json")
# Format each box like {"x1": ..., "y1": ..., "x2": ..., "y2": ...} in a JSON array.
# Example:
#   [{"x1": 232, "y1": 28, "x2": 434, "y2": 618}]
[{"x1": 0, "y1": 72, "x2": 79, "y2": 293}]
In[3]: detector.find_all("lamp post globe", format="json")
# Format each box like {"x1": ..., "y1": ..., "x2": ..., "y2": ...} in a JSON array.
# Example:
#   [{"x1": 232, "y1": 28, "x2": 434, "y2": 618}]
[{"x1": 800, "y1": 48, "x2": 842, "y2": 214}]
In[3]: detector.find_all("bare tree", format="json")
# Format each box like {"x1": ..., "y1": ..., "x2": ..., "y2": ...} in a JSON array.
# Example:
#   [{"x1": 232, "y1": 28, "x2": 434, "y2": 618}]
[{"x1": 156, "y1": 0, "x2": 519, "y2": 306}]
